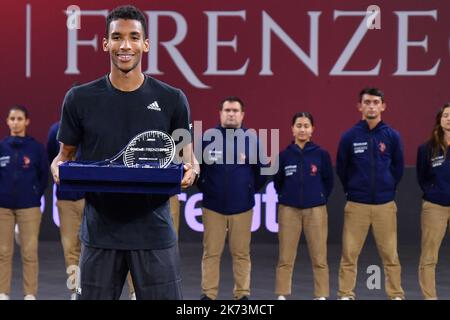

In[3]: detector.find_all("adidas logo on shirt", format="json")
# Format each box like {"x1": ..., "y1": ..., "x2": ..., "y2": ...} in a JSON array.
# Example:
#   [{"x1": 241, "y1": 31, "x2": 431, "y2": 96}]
[{"x1": 147, "y1": 101, "x2": 161, "y2": 111}]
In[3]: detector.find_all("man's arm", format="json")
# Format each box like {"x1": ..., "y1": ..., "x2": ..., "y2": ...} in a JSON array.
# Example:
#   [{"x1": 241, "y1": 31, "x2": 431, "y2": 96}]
[
  {"x1": 336, "y1": 134, "x2": 350, "y2": 193},
  {"x1": 273, "y1": 153, "x2": 284, "y2": 194},
  {"x1": 38, "y1": 144, "x2": 49, "y2": 195},
  {"x1": 416, "y1": 144, "x2": 429, "y2": 193},
  {"x1": 391, "y1": 131, "x2": 405, "y2": 186},
  {"x1": 50, "y1": 143, "x2": 77, "y2": 184},
  {"x1": 46, "y1": 124, "x2": 59, "y2": 166},
  {"x1": 180, "y1": 142, "x2": 200, "y2": 189},
  {"x1": 321, "y1": 150, "x2": 334, "y2": 199}
]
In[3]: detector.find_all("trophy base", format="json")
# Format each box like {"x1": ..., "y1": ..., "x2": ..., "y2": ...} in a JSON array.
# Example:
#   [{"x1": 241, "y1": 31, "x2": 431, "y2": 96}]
[{"x1": 59, "y1": 161, "x2": 183, "y2": 195}]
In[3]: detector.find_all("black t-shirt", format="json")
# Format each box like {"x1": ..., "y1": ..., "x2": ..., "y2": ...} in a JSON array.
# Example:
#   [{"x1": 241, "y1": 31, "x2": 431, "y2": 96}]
[{"x1": 58, "y1": 74, "x2": 191, "y2": 250}]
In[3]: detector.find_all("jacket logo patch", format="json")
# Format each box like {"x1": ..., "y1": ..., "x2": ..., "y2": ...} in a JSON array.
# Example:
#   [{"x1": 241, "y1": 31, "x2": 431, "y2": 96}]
[
  {"x1": 147, "y1": 101, "x2": 161, "y2": 111},
  {"x1": 431, "y1": 155, "x2": 445, "y2": 168},
  {"x1": 310, "y1": 164, "x2": 318, "y2": 176},
  {"x1": 284, "y1": 165, "x2": 297, "y2": 176},
  {"x1": 353, "y1": 142, "x2": 368, "y2": 154},
  {"x1": 23, "y1": 155, "x2": 31, "y2": 168},
  {"x1": 0, "y1": 156, "x2": 10, "y2": 167},
  {"x1": 378, "y1": 142, "x2": 386, "y2": 153}
]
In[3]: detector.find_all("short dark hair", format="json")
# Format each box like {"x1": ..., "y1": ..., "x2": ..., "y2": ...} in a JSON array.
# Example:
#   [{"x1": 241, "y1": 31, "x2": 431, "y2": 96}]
[
  {"x1": 359, "y1": 87, "x2": 384, "y2": 103},
  {"x1": 220, "y1": 96, "x2": 245, "y2": 111},
  {"x1": 8, "y1": 105, "x2": 29, "y2": 119},
  {"x1": 292, "y1": 112, "x2": 314, "y2": 126},
  {"x1": 106, "y1": 5, "x2": 148, "y2": 38}
]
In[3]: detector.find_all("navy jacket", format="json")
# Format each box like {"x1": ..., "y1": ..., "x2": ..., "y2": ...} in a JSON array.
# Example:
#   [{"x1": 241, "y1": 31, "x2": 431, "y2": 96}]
[
  {"x1": 0, "y1": 136, "x2": 48, "y2": 209},
  {"x1": 416, "y1": 143, "x2": 450, "y2": 206},
  {"x1": 336, "y1": 120, "x2": 404, "y2": 204},
  {"x1": 47, "y1": 122, "x2": 84, "y2": 201},
  {"x1": 274, "y1": 142, "x2": 333, "y2": 209},
  {"x1": 197, "y1": 126, "x2": 267, "y2": 215}
]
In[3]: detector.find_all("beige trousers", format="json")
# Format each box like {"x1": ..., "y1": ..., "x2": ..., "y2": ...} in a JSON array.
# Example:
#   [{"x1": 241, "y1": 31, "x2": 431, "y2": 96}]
[
  {"x1": 418, "y1": 200, "x2": 450, "y2": 299},
  {"x1": 201, "y1": 208, "x2": 253, "y2": 299},
  {"x1": 338, "y1": 201, "x2": 404, "y2": 299},
  {"x1": 275, "y1": 204, "x2": 329, "y2": 298},
  {"x1": 0, "y1": 207, "x2": 42, "y2": 296}
]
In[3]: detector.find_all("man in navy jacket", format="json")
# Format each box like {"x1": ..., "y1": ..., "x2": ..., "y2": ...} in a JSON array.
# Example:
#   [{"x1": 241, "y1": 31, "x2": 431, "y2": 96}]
[
  {"x1": 198, "y1": 96, "x2": 266, "y2": 300},
  {"x1": 336, "y1": 88, "x2": 405, "y2": 300},
  {"x1": 47, "y1": 121, "x2": 87, "y2": 300}
]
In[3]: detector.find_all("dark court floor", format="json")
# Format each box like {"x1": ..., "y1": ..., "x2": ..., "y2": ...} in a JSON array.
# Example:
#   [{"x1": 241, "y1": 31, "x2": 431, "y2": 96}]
[{"x1": 7, "y1": 241, "x2": 450, "y2": 300}]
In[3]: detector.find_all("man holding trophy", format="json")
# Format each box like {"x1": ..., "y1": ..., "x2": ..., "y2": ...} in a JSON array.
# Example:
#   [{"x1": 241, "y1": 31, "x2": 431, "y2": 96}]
[{"x1": 51, "y1": 5, "x2": 197, "y2": 300}]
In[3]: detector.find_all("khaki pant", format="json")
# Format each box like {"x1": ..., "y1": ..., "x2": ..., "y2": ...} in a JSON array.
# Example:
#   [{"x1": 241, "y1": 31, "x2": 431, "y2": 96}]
[
  {"x1": 201, "y1": 208, "x2": 252, "y2": 300},
  {"x1": 275, "y1": 205, "x2": 329, "y2": 298},
  {"x1": 0, "y1": 207, "x2": 42, "y2": 296},
  {"x1": 419, "y1": 201, "x2": 450, "y2": 300},
  {"x1": 169, "y1": 195, "x2": 180, "y2": 235},
  {"x1": 338, "y1": 201, "x2": 404, "y2": 299},
  {"x1": 57, "y1": 199, "x2": 84, "y2": 269}
]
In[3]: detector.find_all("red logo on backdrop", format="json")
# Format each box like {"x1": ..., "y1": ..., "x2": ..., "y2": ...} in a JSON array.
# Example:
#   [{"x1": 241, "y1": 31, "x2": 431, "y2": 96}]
[
  {"x1": 23, "y1": 156, "x2": 31, "y2": 168},
  {"x1": 310, "y1": 164, "x2": 318, "y2": 176},
  {"x1": 378, "y1": 142, "x2": 386, "y2": 154}
]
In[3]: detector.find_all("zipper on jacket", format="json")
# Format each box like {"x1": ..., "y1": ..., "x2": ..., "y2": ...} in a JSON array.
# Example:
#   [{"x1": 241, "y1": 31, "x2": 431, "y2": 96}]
[
  {"x1": 224, "y1": 164, "x2": 229, "y2": 209},
  {"x1": 12, "y1": 149, "x2": 19, "y2": 208},
  {"x1": 223, "y1": 137, "x2": 231, "y2": 210},
  {"x1": 299, "y1": 151, "x2": 304, "y2": 206},
  {"x1": 368, "y1": 133, "x2": 376, "y2": 203}
]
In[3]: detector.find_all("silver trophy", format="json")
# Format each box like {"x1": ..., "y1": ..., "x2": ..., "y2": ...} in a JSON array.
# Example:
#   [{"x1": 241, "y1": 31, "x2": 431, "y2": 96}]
[{"x1": 105, "y1": 130, "x2": 176, "y2": 168}]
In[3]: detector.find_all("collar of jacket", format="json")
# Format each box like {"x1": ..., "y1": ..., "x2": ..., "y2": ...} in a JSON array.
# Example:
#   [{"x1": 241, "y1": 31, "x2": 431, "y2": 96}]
[
  {"x1": 356, "y1": 119, "x2": 387, "y2": 132},
  {"x1": 288, "y1": 141, "x2": 319, "y2": 155},
  {"x1": 6, "y1": 135, "x2": 29, "y2": 148},
  {"x1": 216, "y1": 125, "x2": 247, "y2": 132}
]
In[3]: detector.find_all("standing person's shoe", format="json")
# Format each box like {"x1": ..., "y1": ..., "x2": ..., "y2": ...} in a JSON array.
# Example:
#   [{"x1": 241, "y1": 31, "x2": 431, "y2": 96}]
[
  {"x1": 24, "y1": 294, "x2": 36, "y2": 300},
  {"x1": 314, "y1": 297, "x2": 327, "y2": 300},
  {"x1": 338, "y1": 296, "x2": 355, "y2": 300},
  {"x1": 277, "y1": 295, "x2": 286, "y2": 300},
  {"x1": 130, "y1": 292, "x2": 137, "y2": 300},
  {"x1": 0, "y1": 293, "x2": 10, "y2": 300},
  {"x1": 200, "y1": 294, "x2": 213, "y2": 300},
  {"x1": 238, "y1": 295, "x2": 250, "y2": 300}
]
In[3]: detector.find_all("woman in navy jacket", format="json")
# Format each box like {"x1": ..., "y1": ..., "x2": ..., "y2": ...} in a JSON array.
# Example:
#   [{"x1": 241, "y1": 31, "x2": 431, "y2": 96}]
[
  {"x1": 417, "y1": 103, "x2": 450, "y2": 300},
  {"x1": 0, "y1": 105, "x2": 48, "y2": 300},
  {"x1": 274, "y1": 112, "x2": 333, "y2": 300}
]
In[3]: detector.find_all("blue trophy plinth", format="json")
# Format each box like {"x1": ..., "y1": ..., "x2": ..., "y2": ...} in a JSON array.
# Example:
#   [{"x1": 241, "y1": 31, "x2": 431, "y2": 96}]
[{"x1": 59, "y1": 161, "x2": 183, "y2": 195}]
